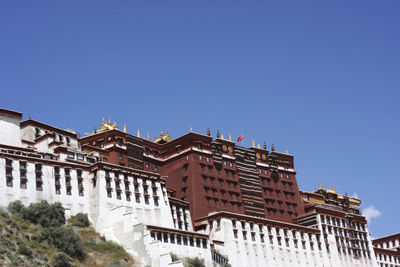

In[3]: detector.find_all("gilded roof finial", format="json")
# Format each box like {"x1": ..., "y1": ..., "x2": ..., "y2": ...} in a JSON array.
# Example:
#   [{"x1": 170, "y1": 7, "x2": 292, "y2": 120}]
[
  {"x1": 221, "y1": 134, "x2": 224, "y2": 140},
  {"x1": 112, "y1": 121, "x2": 117, "y2": 128},
  {"x1": 229, "y1": 134, "x2": 232, "y2": 142},
  {"x1": 160, "y1": 129, "x2": 164, "y2": 137},
  {"x1": 263, "y1": 142, "x2": 267, "y2": 150},
  {"x1": 271, "y1": 144, "x2": 275, "y2": 151},
  {"x1": 108, "y1": 117, "x2": 111, "y2": 125},
  {"x1": 285, "y1": 148, "x2": 288, "y2": 154},
  {"x1": 257, "y1": 144, "x2": 260, "y2": 149},
  {"x1": 123, "y1": 125, "x2": 127, "y2": 133},
  {"x1": 154, "y1": 135, "x2": 158, "y2": 141},
  {"x1": 217, "y1": 130, "x2": 220, "y2": 138},
  {"x1": 147, "y1": 133, "x2": 150, "y2": 140},
  {"x1": 333, "y1": 185, "x2": 336, "y2": 192},
  {"x1": 319, "y1": 182, "x2": 322, "y2": 189},
  {"x1": 252, "y1": 140, "x2": 255, "y2": 148},
  {"x1": 207, "y1": 128, "x2": 211, "y2": 136},
  {"x1": 102, "y1": 118, "x2": 105, "y2": 125},
  {"x1": 167, "y1": 130, "x2": 170, "y2": 136},
  {"x1": 94, "y1": 127, "x2": 97, "y2": 133},
  {"x1": 190, "y1": 127, "x2": 193, "y2": 133},
  {"x1": 137, "y1": 129, "x2": 140, "y2": 137}
]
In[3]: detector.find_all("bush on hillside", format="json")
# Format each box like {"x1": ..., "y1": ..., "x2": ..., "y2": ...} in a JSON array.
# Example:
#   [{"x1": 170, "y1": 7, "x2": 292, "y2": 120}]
[
  {"x1": 7, "y1": 200, "x2": 24, "y2": 215},
  {"x1": 184, "y1": 257, "x2": 205, "y2": 267},
  {"x1": 40, "y1": 227, "x2": 84, "y2": 259},
  {"x1": 52, "y1": 252, "x2": 75, "y2": 267},
  {"x1": 69, "y1": 213, "x2": 90, "y2": 227},
  {"x1": 18, "y1": 245, "x2": 32, "y2": 258},
  {"x1": 7, "y1": 200, "x2": 65, "y2": 228}
]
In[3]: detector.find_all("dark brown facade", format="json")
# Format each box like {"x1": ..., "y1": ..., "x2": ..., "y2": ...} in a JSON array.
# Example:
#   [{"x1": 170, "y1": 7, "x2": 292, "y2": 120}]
[{"x1": 79, "y1": 127, "x2": 305, "y2": 224}]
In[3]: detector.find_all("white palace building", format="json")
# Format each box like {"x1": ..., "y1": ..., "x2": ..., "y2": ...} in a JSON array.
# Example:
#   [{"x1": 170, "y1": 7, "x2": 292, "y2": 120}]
[{"x1": 0, "y1": 108, "x2": 398, "y2": 267}]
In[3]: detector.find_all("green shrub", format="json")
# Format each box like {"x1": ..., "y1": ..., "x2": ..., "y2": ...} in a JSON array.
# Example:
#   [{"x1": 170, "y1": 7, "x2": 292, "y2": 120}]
[
  {"x1": 7, "y1": 201, "x2": 24, "y2": 215},
  {"x1": 170, "y1": 252, "x2": 179, "y2": 262},
  {"x1": 23, "y1": 201, "x2": 65, "y2": 228},
  {"x1": 184, "y1": 257, "x2": 205, "y2": 267},
  {"x1": 8, "y1": 200, "x2": 65, "y2": 228},
  {"x1": 40, "y1": 227, "x2": 84, "y2": 259},
  {"x1": 68, "y1": 213, "x2": 90, "y2": 227},
  {"x1": 52, "y1": 252, "x2": 75, "y2": 267},
  {"x1": 18, "y1": 245, "x2": 32, "y2": 258}
]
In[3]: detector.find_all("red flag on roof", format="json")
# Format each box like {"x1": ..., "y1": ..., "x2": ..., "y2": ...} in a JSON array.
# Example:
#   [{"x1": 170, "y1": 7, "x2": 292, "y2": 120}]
[{"x1": 237, "y1": 135, "x2": 243, "y2": 142}]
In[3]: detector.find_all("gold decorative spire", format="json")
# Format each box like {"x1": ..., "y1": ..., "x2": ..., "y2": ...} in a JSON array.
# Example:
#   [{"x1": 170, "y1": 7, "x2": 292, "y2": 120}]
[
  {"x1": 333, "y1": 185, "x2": 336, "y2": 192},
  {"x1": 167, "y1": 130, "x2": 170, "y2": 136},
  {"x1": 190, "y1": 127, "x2": 193, "y2": 133},
  {"x1": 207, "y1": 128, "x2": 211, "y2": 136},
  {"x1": 221, "y1": 134, "x2": 224, "y2": 140},
  {"x1": 147, "y1": 132, "x2": 150, "y2": 140},
  {"x1": 252, "y1": 140, "x2": 255, "y2": 148},
  {"x1": 285, "y1": 148, "x2": 288, "y2": 154},
  {"x1": 137, "y1": 129, "x2": 140, "y2": 137},
  {"x1": 257, "y1": 144, "x2": 260, "y2": 149},
  {"x1": 154, "y1": 135, "x2": 157, "y2": 141},
  {"x1": 319, "y1": 182, "x2": 322, "y2": 189},
  {"x1": 123, "y1": 125, "x2": 127, "y2": 133},
  {"x1": 85, "y1": 117, "x2": 119, "y2": 136},
  {"x1": 271, "y1": 144, "x2": 275, "y2": 151},
  {"x1": 229, "y1": 134, "x2": 232, "y2": 142},
  {"x1": 217, "y1": 130, "x2": 220, "y2": 138},
  {"x1": 263, "y1": 142, "x2": 267, "y2": 150},
  {"x1": 160, "y1": 129, "x2": 164, "y2": 137}
]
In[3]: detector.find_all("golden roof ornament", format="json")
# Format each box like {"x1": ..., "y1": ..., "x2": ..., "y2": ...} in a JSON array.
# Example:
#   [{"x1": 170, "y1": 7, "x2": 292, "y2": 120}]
[
  {"x1": 160, "y1": 129, "x2": 164, "y2": 137},
  {"x1": 285, "y1": 148, "x2": 289, "y2": 154},
  {"x1": 207, "y1": 128, "x2": 211, "y2": 136},
  {"x1": 252, "y1": 140, "x2": 255, "y2": 148},
  {"x1": 229, "y1": 134, "x2": 232, "y2": 141},
  {"x1": 85, "y1": 117, "x2": 119, "y2": 135},
  {"x1": 271, "y1": 144, "x2": 275, "y2": 151},
  {"x1": 108, "y1": 117, "x2": 111, "y2": 125},
  {"x1": 333, "y1": 185, "x2": 336, "y2": 192},
  {"x1": 154, "y1": 135, "x2": 157, "y2": 141},
  {"x1": 123, "y1": 125, "x2": 127, "y2": 133},
  {"x1": 167, "y1": 130, "x2": 170, "y2": 136},
  {"x1": 257, "y1": 144, "x2": 260, "y2": 149},
  {"x1": 319, "y1": 182, "x2": 322, "y2": 189},
  {"x1": 263, "y1": 142, "x2": 267, "y2": 150},
  {"x1": 190, "y1": 127, "x2": 193, "y2": 133},
  {"x1": 147, "y1": 133, "x2": 150, "y2": 140},
  {"x1": 137, "y1": 129, "x2": 140, "y2": 137},
  {"x1": 217, "y1": 130, "x2": 220, "y2": 138}
]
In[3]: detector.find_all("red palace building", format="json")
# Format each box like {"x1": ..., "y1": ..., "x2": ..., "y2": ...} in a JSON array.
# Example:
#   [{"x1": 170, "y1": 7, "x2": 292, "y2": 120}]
[{"x1": 80, "y1": 119, "x2": 304, "y2": 225}]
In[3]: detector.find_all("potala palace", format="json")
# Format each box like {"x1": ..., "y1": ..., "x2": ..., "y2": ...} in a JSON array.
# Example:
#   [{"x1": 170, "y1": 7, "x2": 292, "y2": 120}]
[{"x1": 0, "y1": 108, "x2": 398, "y2": 267}]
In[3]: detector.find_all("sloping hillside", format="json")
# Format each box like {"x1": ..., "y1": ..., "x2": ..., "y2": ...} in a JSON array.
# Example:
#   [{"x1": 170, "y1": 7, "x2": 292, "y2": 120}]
[{"x1": 0, "y1": 201, "x2": 135, "y2": 267}]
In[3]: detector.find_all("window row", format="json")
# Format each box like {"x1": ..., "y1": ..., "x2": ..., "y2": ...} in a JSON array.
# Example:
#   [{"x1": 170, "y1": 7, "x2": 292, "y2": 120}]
[{"x1": 150, "y1": 231, "x2": 208, "y2": 249}]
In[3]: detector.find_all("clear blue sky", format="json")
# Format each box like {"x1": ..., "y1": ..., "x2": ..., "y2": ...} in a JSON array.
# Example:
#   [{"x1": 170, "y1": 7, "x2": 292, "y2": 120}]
[{"x1": 1, "y1": 1, "x2": 399, "y2": 237}]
